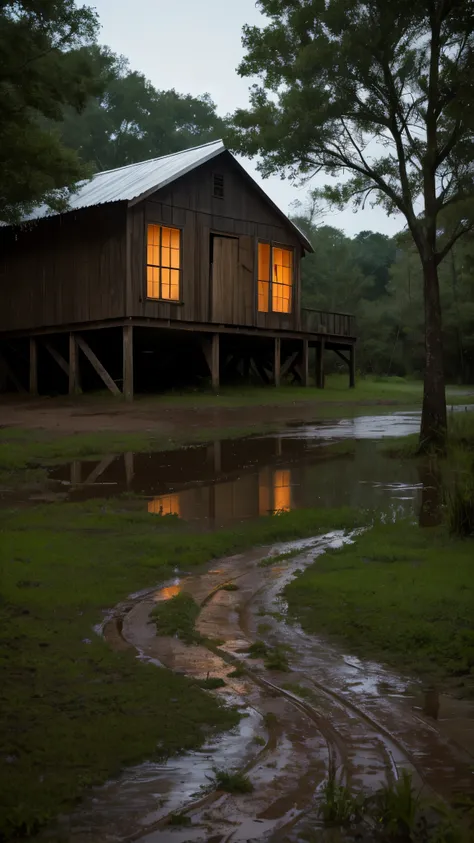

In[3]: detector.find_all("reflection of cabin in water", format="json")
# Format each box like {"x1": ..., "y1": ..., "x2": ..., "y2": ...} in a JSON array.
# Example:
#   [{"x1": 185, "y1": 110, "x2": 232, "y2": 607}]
[{"x1": 0, "y1": 140, "x2": 356, "y2": 396}]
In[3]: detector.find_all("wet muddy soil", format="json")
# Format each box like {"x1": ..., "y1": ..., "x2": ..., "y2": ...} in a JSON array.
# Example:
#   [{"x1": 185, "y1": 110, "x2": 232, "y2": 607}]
[{"x1": 47, "y1": 532, "x2": 474, "y2": 843}]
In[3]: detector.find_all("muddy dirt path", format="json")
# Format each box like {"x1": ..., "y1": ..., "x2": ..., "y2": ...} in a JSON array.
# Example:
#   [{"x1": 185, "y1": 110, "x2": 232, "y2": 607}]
[{"x1": 53, "y1": 535, "x2": 474, "y2": 843}]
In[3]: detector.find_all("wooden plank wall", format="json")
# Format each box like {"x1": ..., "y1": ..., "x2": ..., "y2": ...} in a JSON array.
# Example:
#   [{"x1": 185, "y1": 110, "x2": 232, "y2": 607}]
[
  {"x1": 0, "y1": 204, "x2": 127, "y2": 333},
  {"x1": 129, "y1": 153, "x2": 304, "y2": 331}
]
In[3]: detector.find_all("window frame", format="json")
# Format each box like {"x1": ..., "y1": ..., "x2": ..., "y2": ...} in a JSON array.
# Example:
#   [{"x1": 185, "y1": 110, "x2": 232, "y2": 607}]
[
  {"x1": 257, "y1": 240, "x2": 295, "y2": 315},
  {"x1": 212, "y1": 172, "x2": 225, "y2": 199},
  {"x1": 145, "y1": 221, "x2": 184, "y2": 303}
]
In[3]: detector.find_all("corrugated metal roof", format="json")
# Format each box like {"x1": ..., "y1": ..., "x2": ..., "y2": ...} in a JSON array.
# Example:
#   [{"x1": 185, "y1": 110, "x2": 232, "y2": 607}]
[
  {"x1": 7, "y1": 139, "x2": 312, "y2": 250},
  {"x1": 24, "y1": 139, "x2": 226, "y2": 221}
]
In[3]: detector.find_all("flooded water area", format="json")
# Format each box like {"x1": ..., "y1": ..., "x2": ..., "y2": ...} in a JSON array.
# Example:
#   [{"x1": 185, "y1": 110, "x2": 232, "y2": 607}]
[{"x1": 42, "y1": 411, "x2": 438, "y2": 524}]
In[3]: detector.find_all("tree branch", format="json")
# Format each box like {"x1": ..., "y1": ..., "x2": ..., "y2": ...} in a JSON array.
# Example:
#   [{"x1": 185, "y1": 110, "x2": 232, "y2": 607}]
[{"x1": 436, "y1": 222, "x2": 474, "y2": 264}]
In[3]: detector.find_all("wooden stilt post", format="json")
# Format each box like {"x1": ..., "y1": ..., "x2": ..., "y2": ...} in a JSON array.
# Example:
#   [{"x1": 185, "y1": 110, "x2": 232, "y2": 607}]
[
  {"x1": 69, "y1": 333, "x2": 80, "y2": 395},
  {"x1": 211, "y1": 333, "x2": 220, "y2": 390},
  {"x1": 274, "y1": 337, "x2": 281, "y2": 387},
  {"x1": 349, "y1": 344, "x2": 356, "y2": 388},
  {"x1": 123, "y1": 324, "x2": 134, "y2": 401},
  {"x1": 301, "y1": 339, "x2": 309, "y2": 386},
  {"x1": 316, "y1": 338, "x2": 325, "y2": 389},
  {"x1": 29, "y1": 337, "x2": 38, "y2": 395},
  {"x1": 213, "y1": 440, "x2": 221, "y2": 473}
]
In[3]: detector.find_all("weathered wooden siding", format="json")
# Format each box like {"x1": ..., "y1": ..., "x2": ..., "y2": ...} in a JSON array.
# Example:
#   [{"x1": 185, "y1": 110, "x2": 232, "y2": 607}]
[
  {"x1": 129, "y1": 153, "x2": 304, "y2": 330},
  {"x1": 0, "y1": 204, "x2": 127, "y2": 333}
]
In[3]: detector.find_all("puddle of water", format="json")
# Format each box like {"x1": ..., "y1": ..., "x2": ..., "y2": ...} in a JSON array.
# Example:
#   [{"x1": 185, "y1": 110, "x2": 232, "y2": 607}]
[
  {"x1": 32, "y1": 406, "x2": 471, "y2": 526},
  {"x1": 39, "y1": 428, "x2": 435, "y2": 528}
]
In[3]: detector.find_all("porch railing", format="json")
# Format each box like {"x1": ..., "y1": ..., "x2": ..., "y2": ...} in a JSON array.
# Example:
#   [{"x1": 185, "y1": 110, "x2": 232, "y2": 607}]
[{"x1": 301, "y1": 308, "x2": 356, "y2": 338}]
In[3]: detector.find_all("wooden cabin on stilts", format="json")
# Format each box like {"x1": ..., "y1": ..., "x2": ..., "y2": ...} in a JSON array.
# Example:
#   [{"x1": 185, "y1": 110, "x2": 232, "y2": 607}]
[{"x1": 0, "y1": 141, "x2": 356, "y2": 398}]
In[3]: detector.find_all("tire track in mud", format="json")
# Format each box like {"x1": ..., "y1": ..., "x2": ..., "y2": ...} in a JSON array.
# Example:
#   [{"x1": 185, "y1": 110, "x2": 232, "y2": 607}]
[
  {"x1": 124, "y1": 535, "x2": 413, "y2": 841},
  {"x1": 50, "y1": 534, "x2": 474, "y2": 843}
]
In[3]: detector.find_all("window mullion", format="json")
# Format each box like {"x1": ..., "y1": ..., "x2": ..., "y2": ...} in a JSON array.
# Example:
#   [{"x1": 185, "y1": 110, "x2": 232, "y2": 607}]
[
  {"x1": 270, "y1": 244, "x2": 273, "y2": 314},
  {"x1": 159, "y1": 226, "x2": 162, "y2": 299}
]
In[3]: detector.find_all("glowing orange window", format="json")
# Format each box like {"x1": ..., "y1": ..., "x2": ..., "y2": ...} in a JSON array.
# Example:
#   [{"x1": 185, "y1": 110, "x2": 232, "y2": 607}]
[
  {"x1": 273, "y1": 469, "x2": 291, "y2": 512},
  {"x1": 258, "y1": 243, "x2": 293, "y2": 314},
  {"x1": 272, "y1": 247, "x2": 293, "y2": 313},
  {"x1": 147, "y1": 224, "x2": 180, "y2": 301}
]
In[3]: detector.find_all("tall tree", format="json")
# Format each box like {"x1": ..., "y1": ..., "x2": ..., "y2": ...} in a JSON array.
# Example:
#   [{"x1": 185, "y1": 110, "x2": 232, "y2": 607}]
[
  {"x1": 56, "y1": 50, "x2": 225, "y2": 171},
  {"x1": 0, "y1": 1, "x2": 104, "y2": 224},
  {"x1": 229, "y1": 0, "x2": 474, "y2": 448}
]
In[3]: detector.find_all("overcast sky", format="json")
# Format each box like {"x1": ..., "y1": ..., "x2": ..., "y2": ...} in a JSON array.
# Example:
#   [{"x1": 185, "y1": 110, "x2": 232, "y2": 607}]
[{"x1": 93, "y1": 0, "x2": 404, "y2": 238}]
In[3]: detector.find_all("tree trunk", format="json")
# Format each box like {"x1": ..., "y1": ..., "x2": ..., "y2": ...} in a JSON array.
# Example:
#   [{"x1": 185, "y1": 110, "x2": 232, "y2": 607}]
[{"x1": 420, "y1": 257, "x2": 447, "y2": 450}]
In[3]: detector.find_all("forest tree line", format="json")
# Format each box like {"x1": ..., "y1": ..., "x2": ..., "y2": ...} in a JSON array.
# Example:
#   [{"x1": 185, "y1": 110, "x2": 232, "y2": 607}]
[
  {"x1": 2, "y1": 1, "x2": 473, "y2": 409},
  {"x1": 295, "y1": 220, "x2": 474, "y2": 384}
]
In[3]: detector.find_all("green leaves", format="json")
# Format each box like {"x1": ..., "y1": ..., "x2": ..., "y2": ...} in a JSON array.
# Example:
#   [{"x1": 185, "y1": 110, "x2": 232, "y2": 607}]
[
  {"x1": 0, "y1": 1, "x2": 102, "y2": 223},
  {"x1": 229, "y1": 0, "x2": 474, "y2": 247}
]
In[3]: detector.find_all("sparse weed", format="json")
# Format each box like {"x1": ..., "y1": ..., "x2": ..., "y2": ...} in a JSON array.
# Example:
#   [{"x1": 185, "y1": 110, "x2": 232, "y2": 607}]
[
  {"x1": 264, "y1": 647, "x2": 290, "y2": 672},
  {"x1": 318, "y1": 774, "x2": 362, "y2": 825},
  {"x1": 228, "y1": 666, "x2": 246, "y2": 678},
  {"x1": 371, "y1": 770, "x2": 421, "y2": 837},
  {"x1": 151, "y1": 592, "x2": 201, "y2": 644},
  {"x1": 247, "y1": 640, "x2": 269, "y2": 658},
  {"x1": 210, "y1": 767, "x2": 254, "y2": 794}
]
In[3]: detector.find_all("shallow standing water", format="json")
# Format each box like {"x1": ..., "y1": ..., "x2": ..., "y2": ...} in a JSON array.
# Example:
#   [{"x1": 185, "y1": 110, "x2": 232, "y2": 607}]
[{"x1": 44, "y1": 410, "x2": 438, "y2": 523}]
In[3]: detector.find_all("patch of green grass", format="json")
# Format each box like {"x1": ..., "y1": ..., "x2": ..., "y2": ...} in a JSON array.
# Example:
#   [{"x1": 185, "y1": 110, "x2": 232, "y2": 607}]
[
  {"x1": 0, "y1": 499, "x2": 360, "y2": 840},
  {"x1": 264, "y1": 646, "x2": 290, "y2": 672},
  {"x1": 138, "y1": 376, "x2": 472, "y2": 409},
  {"x1": 253, "y1": 735, "x2": 266, "y2": 747},
  {"x1": 219, "y1": 582, "x2": 239, "y2": 591},
  {"x1": 258, "y1": 548, "x2": 303, "y2": 567},
  {"x1": 196, "y1": 677, "x2": 226, "y2": 690},
  {"x1": 285, "y1": 523, "x2": 474, "y2": 696},
  {"x1": 282, "y1": 682, "x2": 314, "y2": 700},
  {"x1": 151, "y1": 593, "x2": 201, "y2": 644},
  {"x1": 257, "y1": 622, "x2": 272, "y2": 634},
  {"x1": 318, "y1": 775, "x2": 362, "y2": 826},
  {"x1": 314, "y1": 771, "x2": 470, "y2": 841},
  {"x1": 210, "y1": 767, "x2": 254, "y2": 794},
  {"x1": 168, "y1": 813, "x2": 192, "y2": 827},
  {"x1": 247, "y1": 640, "x2": 269, "y2": 658},
  {"x1": 228, "y1": 666, "x2": 246, "y2": 678}
]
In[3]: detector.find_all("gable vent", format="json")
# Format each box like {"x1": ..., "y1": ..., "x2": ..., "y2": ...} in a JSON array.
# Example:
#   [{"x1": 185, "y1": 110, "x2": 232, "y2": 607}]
[{"x1": 213, "y1": 173, "x2": 224, "y2": 199}]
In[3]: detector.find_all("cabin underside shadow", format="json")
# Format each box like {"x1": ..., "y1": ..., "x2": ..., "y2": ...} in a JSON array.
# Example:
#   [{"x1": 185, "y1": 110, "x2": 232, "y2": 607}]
[{"x1": 0, "y1": 321, "x2": 356, "y2": 398}]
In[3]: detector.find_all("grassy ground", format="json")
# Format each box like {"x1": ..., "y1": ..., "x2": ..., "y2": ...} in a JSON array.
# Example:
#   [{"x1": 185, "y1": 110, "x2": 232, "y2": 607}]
[
  {"x1": 128, "y1": 374, "x2": 473, "y2": 408},
  {"x1": 0, "y1": 498, "x2": 361, "y2": 840},
  {"x1": 285, "y1": 523, "x2": 474, "y2": 697}
]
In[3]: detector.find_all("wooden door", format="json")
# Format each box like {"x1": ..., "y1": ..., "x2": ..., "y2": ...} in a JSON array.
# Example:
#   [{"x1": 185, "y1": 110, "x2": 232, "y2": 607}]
[{"x1": 211, "y1": 236, "x2": 239, "y2": 323}]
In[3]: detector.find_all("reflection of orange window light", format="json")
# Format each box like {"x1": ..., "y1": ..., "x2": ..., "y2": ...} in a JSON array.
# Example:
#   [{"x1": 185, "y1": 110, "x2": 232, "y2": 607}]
[
  {"x1": 273, "y1": 469, "x2": 291, "y2": 512},
  {"x1": 148, "y1": 494, "x2": 180, "y2": 516},
  {"x1": 157, "y1": 584, "x2": 181, "y2": 601}
]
